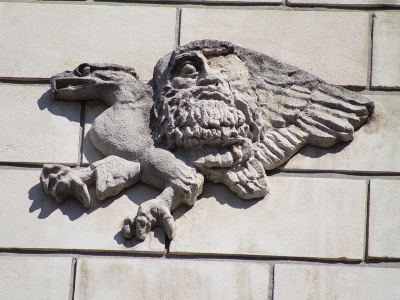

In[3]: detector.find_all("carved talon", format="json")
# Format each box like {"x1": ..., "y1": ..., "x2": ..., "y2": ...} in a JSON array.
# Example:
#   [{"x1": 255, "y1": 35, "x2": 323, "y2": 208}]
[
  {"x1": 131, "y1": 199, "x2": 176, "y2": 241},
  {"x1": 123, "y1": 216, "x2": 135, "y2": 239},
  {"x1": 40, "y1": 164, "x2": 92, "y2": 208}
]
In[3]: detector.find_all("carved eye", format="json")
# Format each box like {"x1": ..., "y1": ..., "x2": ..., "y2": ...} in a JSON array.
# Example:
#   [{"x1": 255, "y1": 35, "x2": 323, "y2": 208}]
[
  {"x1": 83, "y1": 66, "x2": 91, "y2": 76},
  {"x1": 181, "y1": 63, "x2": 196, "y2": 74},
  {"x1": 178, "y1": 62, "x2": 198, "y2": 78}
]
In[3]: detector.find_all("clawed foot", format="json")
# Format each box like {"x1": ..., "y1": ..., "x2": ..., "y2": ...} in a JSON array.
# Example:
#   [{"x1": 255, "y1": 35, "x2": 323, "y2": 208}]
[
  {"x1": 40, "y1": 164, "x2": 93, "y2": 208},
  {"x1": 123, "y1": 199, "x2": 176, "y2": 241}
]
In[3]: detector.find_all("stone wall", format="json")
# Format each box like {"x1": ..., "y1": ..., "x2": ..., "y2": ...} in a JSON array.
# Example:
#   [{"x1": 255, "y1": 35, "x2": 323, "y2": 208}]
[{"x1": 1, "y1": 0, "x2": 400, "y2": 299}]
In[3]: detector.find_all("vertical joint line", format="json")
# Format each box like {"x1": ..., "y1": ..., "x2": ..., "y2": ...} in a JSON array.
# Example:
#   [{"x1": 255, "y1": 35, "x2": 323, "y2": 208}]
[
  {"x1": 364, "y1": 180, "x2": 371, "y2": 262},
  {"x1": 175, "y1": 8, "x2": 182, "y2": 48},
  {"x1": 69, "y1": 258, "x2": 78, "y2": 300},
  {"x1": 165, "y1": 233, "x2": 171, "y2": 257},
  {"x1": 78, "y1": 101, "x2": 86, "y2": 167},
  {"x1": 367, "y1": 13, "x2": 375, "y2": 90},
  {"x1": 269, "y1": 265, "x2": 275, "y2": 300}
]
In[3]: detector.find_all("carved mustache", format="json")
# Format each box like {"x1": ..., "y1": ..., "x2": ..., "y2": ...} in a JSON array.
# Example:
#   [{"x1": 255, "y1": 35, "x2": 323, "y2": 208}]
[{"x1": 162, "y1": 85, "x2": 233, "y2": 105}]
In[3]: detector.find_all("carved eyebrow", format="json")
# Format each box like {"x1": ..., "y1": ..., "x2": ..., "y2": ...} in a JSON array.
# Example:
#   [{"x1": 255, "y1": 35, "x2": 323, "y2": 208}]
[{"x1": 170, "y1": 53, "x2": 204, "y2": 74}]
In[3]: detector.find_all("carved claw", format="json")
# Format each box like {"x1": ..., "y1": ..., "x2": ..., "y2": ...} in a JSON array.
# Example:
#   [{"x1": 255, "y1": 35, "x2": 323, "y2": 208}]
[
  {"x1": 123, "y1": 199, "x2": 176, "y2": 241},
  {"x1": 40, "y1": 164, "x2": 92, "y2": 208}
]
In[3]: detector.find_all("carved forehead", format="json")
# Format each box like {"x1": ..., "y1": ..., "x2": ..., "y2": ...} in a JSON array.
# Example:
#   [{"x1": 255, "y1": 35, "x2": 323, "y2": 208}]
[{"x1": 153, "y1": 40, "x2": 241, "y2": 89}]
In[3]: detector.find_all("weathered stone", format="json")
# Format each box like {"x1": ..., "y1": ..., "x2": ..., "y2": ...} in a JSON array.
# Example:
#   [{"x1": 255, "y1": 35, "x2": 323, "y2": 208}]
[
  {"x1": 372, "y1": 12, "x2": 400, "y2": 88},
  {"x1": 75, "y1": 257, "x2": 270, "y2": 299},
  {"x1": 40, "y1": 41, "x2": 373, "y2": 242},
  {"x1": 0, "y1": 167, "x2": 165, "y2": 253},
  {"x1": 282, "y1": 95, "x2": 400, "y2": 173},
  {"x1": 274, "y1": 264, "x2": 400, "y2": 299},
  {"x1": 180, "y1": 10, "x2": 369, "y2": 86},
  {"x1": 288, "y1": 0, "x2": 400, "y2": 6},
  {"x1": 0, "y1": 83, "x2": 80, "y2": 165},
  {"x1": 369, "y1": 179, "x2": 400, "y2": 259},
  {"x1": 0, "y1": 255, "x2": 72, "y2": 299},
  {"x1": 0, "y1": 3, "x2": 176, "y2": 81},
  {"x1": 83, "y1": 102, "x2": 108, "y2": 164},
  {"x1": 170, "y1": 177, "x2": 367, "y2": 260}
]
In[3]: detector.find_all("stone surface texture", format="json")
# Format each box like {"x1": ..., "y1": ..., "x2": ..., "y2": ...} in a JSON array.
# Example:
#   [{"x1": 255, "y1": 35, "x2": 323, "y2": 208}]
[
  {"x1": 75, "y1": 257, "x2": 270, "y2": 299},
  {"x1": 180, "y1": 9, "x2": 369, "y2": 87},
  {"x1": 0, "y1": 255, "x2": 72, "y2": 300},
  {"x1": 0, "y1": 83, "x2": 81, "y2": 165},
  {"x1": 0, "y1": 3, "x2": 176, "y2": 81},
  {"x1": 369, "y1": 180, "x2": 400, "y2": 259},
  {"x1": 288, "y1": 0, "x2": 400, "y2": 5},
  {"x1": 1, "y1": 1, "x2": 400, "y2": 298},
  {"x1": 40, "y1": 41, "x2": 372, "y2": 243},
  {"x1": 282, "y1": 95, "x2": 400, "y2": 173},
  {"x1": 372, "y1": 12, "x2": 400, "y2": 88},
  {"x1": 83, "y1": 102, "x2": 108, "y2": 164},
  {"x1": 170, "y1": 177, "x2": 367, "y2": 260},
  {"x1": 274, "y1": 264, "x2": 400, "y2": 299},
  {"x1": 0, "y1": 167, "x2": 165, "y2": 253}
]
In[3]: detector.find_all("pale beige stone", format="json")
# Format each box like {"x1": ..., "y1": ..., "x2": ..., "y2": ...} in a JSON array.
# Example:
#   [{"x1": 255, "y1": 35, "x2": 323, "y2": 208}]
[
  {"x1": 282, "y1": 95, "x2": 400, "y2": 173},
  {"x1": 82, "y1": 102, "x2": 108, "y2": 164},
  {"x1": 75, "y1": 257, "x2": 270, "y2": 299},
  {"x1": 0, "y1": 3, "x2": 176, "y2": 81},
  {"x1": 181, "y1": 9, "x2": 369, "y2": 86},
  {"x1": 369, "y1": 180, "x2": 400, "y2": 259},
  {"x1": 0, "y1": 83, "x2": 80, "y2": 165},
  {"x1": 170, "y1": 177, "x2": 367, "y2": 260},
  {"x1": 288, "y1": 0, "x2": 400, "y2": 6},
  {"x1": 0, "y1": 167, "x2": 165, "y2": 253},
  {"x1": 0, "y1": 255, "x2": 72, "y2": 299},
  {"x1": 274, "y1": 264, "x2": 400, "y2": 299},
  {"x1": 372, "y1": 12, "x2": 400, "y2": 88}
]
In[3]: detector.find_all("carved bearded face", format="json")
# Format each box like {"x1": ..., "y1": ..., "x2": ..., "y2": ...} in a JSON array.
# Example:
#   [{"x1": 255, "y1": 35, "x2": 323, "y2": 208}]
[{"x1": 153, "y1": 49, "x2": 261, "y2": 150}]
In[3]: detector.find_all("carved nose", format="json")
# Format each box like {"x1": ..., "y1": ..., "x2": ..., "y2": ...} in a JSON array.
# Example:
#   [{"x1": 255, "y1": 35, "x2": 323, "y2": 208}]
[{"x1": 198, "y1": 71, "x2": 221, "y2": 86}]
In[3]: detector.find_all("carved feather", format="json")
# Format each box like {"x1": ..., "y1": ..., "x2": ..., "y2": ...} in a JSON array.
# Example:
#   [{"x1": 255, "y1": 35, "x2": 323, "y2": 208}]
[{"x1": 235, "y1": 47, "x2": 374, "y2": 171}]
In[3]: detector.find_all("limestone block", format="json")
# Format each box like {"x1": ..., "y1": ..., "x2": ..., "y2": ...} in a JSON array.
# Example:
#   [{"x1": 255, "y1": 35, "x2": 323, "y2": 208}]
[
  {"x1": 0, "y1": 255, "x2": 72, "y2": 300},
  {"x1": 0, "y1": 3, "x2": 176, "y2": 81},
  {"x1": 75, "y1": 257, "x2": 270, "y2": 299},
  {"x1": 282, "y1": 95, "x2": 400, "y2": 173},
  {"x1": 0, "y1": 167, "x2": 165, "y2": 253},
  {"x1": 170, "y1": 177, "x2": 367, "y2": 260},
  {"x1": 372, "y1": 12, "x2": 400, "y2": 88},
  {"x1": 288, "y1": 0, "x2": 400, "y2": 6},
  {"x1": 369, "y1": 180, "x2": 400, "y2": 259},
  {"x1": 180, "y1": 9, "x2": 369, "y2": 86},
  {"x1": 0, "y1": 83, "x2": 80, "y2": 165},
  {"x1": 274, "y1": 264, "x2": 400, "y2": 299}
]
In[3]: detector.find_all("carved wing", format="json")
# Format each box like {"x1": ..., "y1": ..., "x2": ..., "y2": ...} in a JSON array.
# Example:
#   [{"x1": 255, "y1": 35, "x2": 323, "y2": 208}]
[{"x1": 237, "y1": 48, "x2": 375, "y2": 171}]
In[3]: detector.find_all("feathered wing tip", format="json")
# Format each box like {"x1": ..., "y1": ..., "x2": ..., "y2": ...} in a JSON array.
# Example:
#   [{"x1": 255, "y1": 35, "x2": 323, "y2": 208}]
[
  {"x1": 236, "y1": 46, "x2": 374, "y2": 171},
  {"x1": 298, "y1": 82, "x2": 374, "y2": 148}
]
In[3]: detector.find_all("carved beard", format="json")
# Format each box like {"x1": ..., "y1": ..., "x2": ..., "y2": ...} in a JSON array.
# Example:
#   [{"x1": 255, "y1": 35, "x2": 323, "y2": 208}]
[{"x1": 153, "y1": 84, "x2": 259, "y2": 151}]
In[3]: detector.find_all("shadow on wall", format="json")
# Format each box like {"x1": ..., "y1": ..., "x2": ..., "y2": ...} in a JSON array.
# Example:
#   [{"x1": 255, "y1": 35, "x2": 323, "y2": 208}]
[
  {"x1": 37, "y1": 89, "x2": 81, "y2": 123},
  {"x1": 173, "y1": 182, "x2": 262, "y2": 223},
  {"x1": 27, "y1": 180, "x2": 165, "y2": 247},
  {"x1": 27, "y1": 182, "x2": 114, "y2": 221},
  {"x1": 292, "y1": 141, "x2": 351, "y2": 160}
]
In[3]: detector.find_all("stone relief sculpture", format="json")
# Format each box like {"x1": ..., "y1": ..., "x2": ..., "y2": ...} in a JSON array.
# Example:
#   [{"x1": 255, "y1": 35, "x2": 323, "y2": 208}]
[{"x1": 40, "y1": 40, "x2": 374, "y2": 241}]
